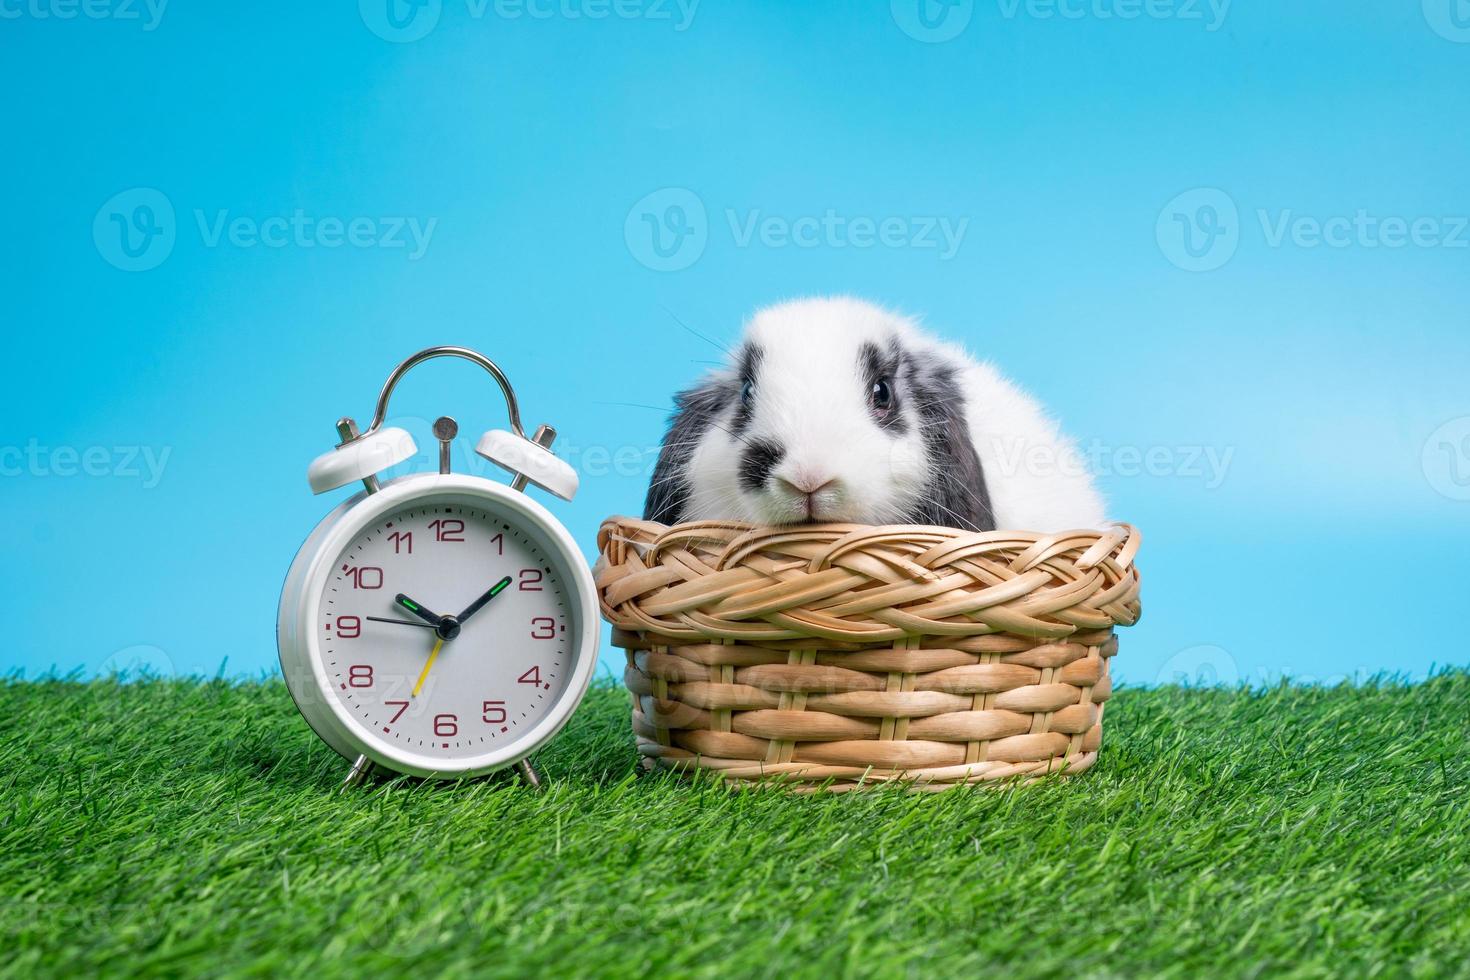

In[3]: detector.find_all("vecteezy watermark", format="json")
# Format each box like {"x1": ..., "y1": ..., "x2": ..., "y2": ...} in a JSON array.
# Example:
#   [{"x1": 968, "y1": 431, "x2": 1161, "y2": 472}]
[
  {"x1": 0, "y1": 439, "x2": 171, "y2": 488},
  {"x1": 355, "y1": 892, "x2": 654, "y2": 960},
  {"x1": 94, "y1": 644, "x2": 177, "y2": 679},
  {"x1": 1156, "y1": 188, "x2": 1240, "y2": 272},
  {"x1": 1154, "y1": 644, "x2": 1239, "y2": 686},
  {"x1": 359, "y1": 0, "x2": 698, "y2": 42},
  {"x1": 727, "y1": 210, "x2": 969, "y2": 258},
  {"x1": 1423, "y1": 416, "x2": 1470, "y2": 501},
  {"x1": 378, "y1": 416, "x2": 661, "y2": 481},
  {"x1": 194, "y1": 209, "x2": 437, "y2": 259},
  {"x1": 891, "y1": 0, "x2": 974, "y2": 42},
  {"x1": 892, "y1": 0, "x2": 1229, "y2": 42},
  {"x1": 359, "y1": 0, "x2": 441, "y2": 42},
  {"x1": 93, "y1": 188, "x2": 176, "y2": 272},
  {"x1": 1423, "y1": 0, "x2": 1470, "y2": 43},
  {"x1": 1157, "y1": 187, "x2": 1470, "y2": 271},
  {"x1": 1257, "y1": 209, "x2": 1470, "y2": 250},
  {"x1": 624, "y1": 188, "x2": 709, "y2": 272},
  {"x1": 94, "y1": 188, "x2": 438, "y2": 271},
  {"x1": 0, "y1": 0, "x2": 167, "y2": 30},
  {"x1": 1154, "y1": 644, "x2": 1386, "y2": 688},
  {"x1": 535, "y1": 439, "x2": 655, "y2": 479},
  {"x1": 986, "y1": 436, "x2": 1236, "y2": 489},
  {"x1": 625, "y1": 187, "x2": 970, "y2": 272},
  {"x1": 997, "y1": 0, "x2": 1230, "y2": 29}
]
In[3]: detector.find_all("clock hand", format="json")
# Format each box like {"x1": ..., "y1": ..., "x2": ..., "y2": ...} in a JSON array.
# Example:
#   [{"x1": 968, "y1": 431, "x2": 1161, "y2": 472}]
[
  {"x1": 411, "y1": 635, "x2": 445, "y2": 698},
  {"x1": 455, "y1": 575, "x2": 514, "y2": 624},
  {"x1": 394, "y1": 593, "x2": 445, "y2": 627},
  {"x1": 366, "y1": 616, "x2": 438, "y2": 629},
  {"x1": 394, "y1": 594, "x2": 462, "y2": 640}
]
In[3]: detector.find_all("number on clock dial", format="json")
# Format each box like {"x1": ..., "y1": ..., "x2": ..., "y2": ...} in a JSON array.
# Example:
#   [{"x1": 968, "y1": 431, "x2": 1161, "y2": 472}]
[
  {"x1": 345, "y1": 566, "x2": 383, "y2": 590},
  {"x1": 317, "y1": 504, "x2": 570, "y2": 757},
  {"x1": 428, "y1": 519, "x2": 464, "y2": 542}
]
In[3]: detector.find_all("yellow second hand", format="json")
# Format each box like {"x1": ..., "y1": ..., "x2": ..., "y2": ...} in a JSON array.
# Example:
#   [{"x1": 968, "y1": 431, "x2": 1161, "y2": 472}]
[{"x1": 411, "y1": 636, "x2": 445, "y2": 698}]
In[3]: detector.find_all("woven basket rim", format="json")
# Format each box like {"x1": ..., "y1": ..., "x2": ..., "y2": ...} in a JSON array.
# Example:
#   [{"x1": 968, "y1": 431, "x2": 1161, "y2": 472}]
[
  {"x1": 596, "y1": 516, "x2": 1142, "y2": 646},
  {"x1": 600, "y1": 515, "x2": 1140, "y2": 565}
]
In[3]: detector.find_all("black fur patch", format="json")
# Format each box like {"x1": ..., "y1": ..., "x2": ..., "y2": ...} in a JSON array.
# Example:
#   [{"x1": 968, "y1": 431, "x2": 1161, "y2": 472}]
[
  {"x1": 860, "y1": 340, "x2": 908, "y2": 434},
  {"x1": 738, "y1": 439, "x2": 785, "y2": 492},
  {"x1": 644, "y1": 375, "x2": 737, "y2": 525},
  {"x1": 900, "y1": 349, "x2": 996, "y2": 532},
  {"x1": 729, "y1": 343, "x2": 764, "y2": 436}
]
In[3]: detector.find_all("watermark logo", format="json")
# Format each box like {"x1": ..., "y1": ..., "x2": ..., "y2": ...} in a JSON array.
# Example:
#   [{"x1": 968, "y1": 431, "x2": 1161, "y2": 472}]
[
  {"x1": 0, "y1": 0, "x2": 168, "y2": 30},
  {"x1": 997, "y1": 0, "x2": 1230, "y2": 30},
  {"x1": 0, "y1": 439, "x2": 173, "y2": 488},
  {"x1": 727, "y1": 209, "x2": 968, "y2": 258},
  {"x1": 379, "y1": 414, "x2": 658, "y2": 481},
  {"x1": 625, "y1": 188, "x2": 971, "y2": 271},
  {"x1": 93, "y1": 190, "x2": 439, "y2": 270},
  {"x1": 986, "y1": 437, "x2": 1236, "y2": 489},
  {"x1": 1423, "y1": 0, "x2": 1470, "y2": 43},
  {"x1": 1159, "y1": 188, "x2": 1469, "y2": 271},
  {"x1": 1154, "y1": 644, "x2": 1239, "y2": 687},
  {"x1": 1257, "y1": 209, "x2": 1469, "y2": 250},
  {"x1": 1423, "y1": 416, "x2": 1470, "y2": 501},
  {"x1": 360, "y1": 0, "x2": 442, "y2": 42},
  {"x1": 193, "y1": 209, "x2": 438, "y2": 258},
  {"x1": 625, "y1": 187, "x2": 708, "y2": 272},
  {"x1": 93, "y1": 187, "x2": 176, "y2": 272},
  {"x1": 360, "y1": 0, "x2": 698, "y2": 41},
  {"x1": 891, "y1": 0, "x2": 974, "y2": 42},
  {"x1": 1156, "y1": 187, "x2": 1239, "y2": 273},
  {"x1": 491, "y1": 0, "x2": 698, "y2": 28},
  {"x1": 95, "y1": 644, "x2": 177, "y2": 680},
  {"x1": 359, "y1": 891, "x2": 433, "y2": 958}
]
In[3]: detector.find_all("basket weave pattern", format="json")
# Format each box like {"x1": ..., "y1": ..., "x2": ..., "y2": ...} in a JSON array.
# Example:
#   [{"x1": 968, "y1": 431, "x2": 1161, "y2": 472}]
[{"x1": 596, "y1": 518, "x2": 1142, "y2": 791}]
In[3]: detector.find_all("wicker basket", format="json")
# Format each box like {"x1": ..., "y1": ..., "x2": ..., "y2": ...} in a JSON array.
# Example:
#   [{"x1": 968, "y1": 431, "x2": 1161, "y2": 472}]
[{"x1": 595, "y1": 518, "x2": 1142, "y2": 792}]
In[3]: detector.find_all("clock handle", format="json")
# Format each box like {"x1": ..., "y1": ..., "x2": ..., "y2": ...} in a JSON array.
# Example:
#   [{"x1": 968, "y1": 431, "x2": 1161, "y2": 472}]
[
  {"x1": 310, "y1": 345, "x2": 572, "y2": 497},
  {"x1": 361, "y1": 345, "x2": 528, "y2": 441}
]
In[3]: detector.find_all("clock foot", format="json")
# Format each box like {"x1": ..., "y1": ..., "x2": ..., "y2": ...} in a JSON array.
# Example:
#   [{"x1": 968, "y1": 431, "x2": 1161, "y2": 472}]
[
  {"x1": 341, "y1": 753, "x2": 376, "y2": 791},
  {"x1": 516, "y1": 759, "x2": 544, "y2": 792}
]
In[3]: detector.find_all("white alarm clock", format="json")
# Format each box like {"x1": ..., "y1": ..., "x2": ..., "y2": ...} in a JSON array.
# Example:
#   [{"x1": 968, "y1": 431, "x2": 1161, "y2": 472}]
[{"x1": 278, "y1": 346, "x2": 598, "y2": 788}]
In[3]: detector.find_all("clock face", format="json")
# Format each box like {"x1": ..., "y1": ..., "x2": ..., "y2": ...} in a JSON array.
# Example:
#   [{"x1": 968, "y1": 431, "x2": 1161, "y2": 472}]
[{"x1": 312, "y1": 495, "x2": 577, "y2": 766}]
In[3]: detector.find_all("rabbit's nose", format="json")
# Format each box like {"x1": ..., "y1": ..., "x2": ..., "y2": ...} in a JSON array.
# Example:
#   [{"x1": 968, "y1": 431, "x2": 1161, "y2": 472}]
[{"x1": 776, "y1": 472, "x2": 839, "y2": 496}]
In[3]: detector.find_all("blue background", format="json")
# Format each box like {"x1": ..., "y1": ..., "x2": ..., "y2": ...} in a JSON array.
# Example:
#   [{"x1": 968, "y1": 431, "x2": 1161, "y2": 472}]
[{"x1": 4, "y1": 0, "x2": 1468, "y2": 687}]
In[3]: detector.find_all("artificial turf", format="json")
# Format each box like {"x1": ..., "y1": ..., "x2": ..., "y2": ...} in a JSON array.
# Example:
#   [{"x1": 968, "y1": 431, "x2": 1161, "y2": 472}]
[{"x1": 3, "y1": 672, "x2": 1469, "y2": 978}]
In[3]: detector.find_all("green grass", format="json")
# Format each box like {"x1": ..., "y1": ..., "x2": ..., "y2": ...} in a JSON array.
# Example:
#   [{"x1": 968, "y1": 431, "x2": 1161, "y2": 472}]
[{"x1": 4, "y1": 673, "x2": 1469, "y2": 979}]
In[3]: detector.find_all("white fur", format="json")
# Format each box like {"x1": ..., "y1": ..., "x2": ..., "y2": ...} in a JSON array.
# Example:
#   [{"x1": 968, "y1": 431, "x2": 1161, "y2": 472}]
[{"x1": 676, "y1": 297, "x2": 1108, "y2": 532}]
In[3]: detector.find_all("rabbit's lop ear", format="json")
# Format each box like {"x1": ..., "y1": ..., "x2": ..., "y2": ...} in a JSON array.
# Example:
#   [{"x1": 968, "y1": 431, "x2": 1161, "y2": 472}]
[
  {"x1": 644, "y1": 375, "x2": 736, "y2": 525},
  {"x1": 903, "y1": 351, "x2": 996, "y2": 532}
]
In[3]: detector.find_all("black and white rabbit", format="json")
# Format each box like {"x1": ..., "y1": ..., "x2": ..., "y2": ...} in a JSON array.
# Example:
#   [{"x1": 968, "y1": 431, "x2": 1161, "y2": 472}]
[{"x1": 645, "y1": 297, "x2": 1107, "y2": 532}]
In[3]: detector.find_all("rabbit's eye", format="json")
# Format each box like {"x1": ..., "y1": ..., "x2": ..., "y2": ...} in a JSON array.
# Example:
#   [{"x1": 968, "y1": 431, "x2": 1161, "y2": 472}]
[
  {"x1": 869, "y1": 378, "x2": 894, "y2": 412},
  {"x1": 740, "y1": 380, "x2": 754, "y2": 407}
]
